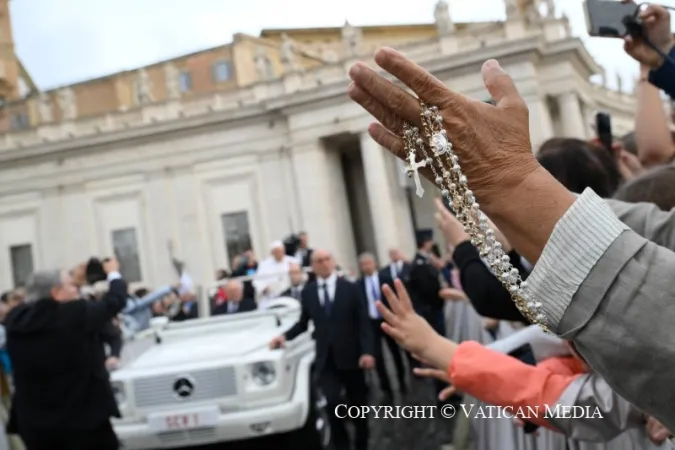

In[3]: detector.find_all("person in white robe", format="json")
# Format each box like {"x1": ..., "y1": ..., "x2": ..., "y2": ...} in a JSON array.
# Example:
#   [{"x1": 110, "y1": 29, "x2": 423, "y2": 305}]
[{"x1": 253, "y1": 241, "x2": 299, "y2": 309}]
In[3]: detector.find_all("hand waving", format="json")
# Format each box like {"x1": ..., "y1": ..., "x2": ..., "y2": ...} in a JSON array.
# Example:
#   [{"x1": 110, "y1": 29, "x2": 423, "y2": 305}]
[{"x1": 377, "y1": 279, "x2": 458, "y2": 371}]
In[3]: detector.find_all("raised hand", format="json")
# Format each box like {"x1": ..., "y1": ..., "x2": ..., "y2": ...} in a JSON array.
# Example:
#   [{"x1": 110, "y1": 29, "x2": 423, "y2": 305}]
[
  {"x1": 377, "y1": 279, "x2": 458, "y2": 371},
  {"x1": 434, "y1": 198, "x2": 469, "y2": 250},
  {"x1": 621, "y1": 1, "x2": 674, "y2": 69}
]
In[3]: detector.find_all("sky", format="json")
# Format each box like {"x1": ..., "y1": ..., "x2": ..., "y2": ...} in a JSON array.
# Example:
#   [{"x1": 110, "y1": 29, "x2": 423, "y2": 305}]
[{"x1": 9, "y1": 0, "x2": 675, "y2": 91}]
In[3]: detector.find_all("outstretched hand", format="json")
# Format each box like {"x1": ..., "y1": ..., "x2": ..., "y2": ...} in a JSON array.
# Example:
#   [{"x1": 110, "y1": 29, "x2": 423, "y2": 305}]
[{"x1": 377, "y1": 279, "x2": 458, "y2": 371}]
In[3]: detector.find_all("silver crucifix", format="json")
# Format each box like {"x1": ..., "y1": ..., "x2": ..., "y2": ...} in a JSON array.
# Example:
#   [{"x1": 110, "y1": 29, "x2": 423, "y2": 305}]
[{"x1": 404, "y1": 151, "x2": 427, "y2": 198}]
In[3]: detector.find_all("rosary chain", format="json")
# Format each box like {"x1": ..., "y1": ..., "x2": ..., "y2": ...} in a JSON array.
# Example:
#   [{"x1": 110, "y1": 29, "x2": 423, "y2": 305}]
[{"x1": 402, "y1": 103, "x2": 548, "y2": 331}]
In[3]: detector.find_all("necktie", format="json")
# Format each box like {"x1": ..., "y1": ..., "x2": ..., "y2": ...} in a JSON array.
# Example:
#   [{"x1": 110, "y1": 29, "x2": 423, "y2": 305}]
[
  {"x1": 369, "y1": 277, "x2": 381, "y2": 318},
  {"x1": 322, "y1": 284, "x2": 332, "y2": 317},
  {"x1": 393, "y1": 263, "x2": 399, "y2": 278},
  {"x1": 292, "y1": 287, "x2": 300, "y2": 300}
]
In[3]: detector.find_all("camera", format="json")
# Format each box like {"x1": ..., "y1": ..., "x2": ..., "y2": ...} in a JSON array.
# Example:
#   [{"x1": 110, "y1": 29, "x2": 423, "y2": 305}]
[
  {"x1": 85, "y1": 257, "x2": 110, "y2": 285},
  {"x1": 283, "y1": 234, "x2": 300, "y2": 257}
]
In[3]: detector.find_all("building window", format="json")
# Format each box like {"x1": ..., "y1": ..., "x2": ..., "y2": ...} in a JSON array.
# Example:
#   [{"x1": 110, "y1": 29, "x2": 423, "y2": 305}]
[
  {"x1": 111, "y1": 228, "x2": 142, "y2": 283},
  {"x1": 179, "y1": 71, "x2": 192, "y2": 92},
  {"x1": 221, "y1": 211, "x2": 251, "y2": 263},
  {"x1": 212, "y1": 60, "x2": 232, "y2": 83},
  {"x1": 10, "y1": 244, "x2": 33, "y2": 287},
  {"x1": 10, "y1": 113, "x2": 30, "y2": 130}
]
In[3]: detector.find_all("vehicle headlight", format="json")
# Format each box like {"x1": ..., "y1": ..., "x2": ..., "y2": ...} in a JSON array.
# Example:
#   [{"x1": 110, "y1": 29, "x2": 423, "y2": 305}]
[
  {"x1": 250, "y1": 361, "x2": 276, "y2": 386},
  {"x1": 111, "y1": 381, "x2": 126, "y2": 405}
]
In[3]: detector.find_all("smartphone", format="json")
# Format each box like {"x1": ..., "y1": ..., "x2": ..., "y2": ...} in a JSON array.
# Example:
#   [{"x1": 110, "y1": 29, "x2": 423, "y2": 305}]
[
  {"x1": 508, "y1": 344, "x2": 539, "y2": 434},
  {"x1": 596, "y1": 112, "x2": 613, "y2": 153},
  {"x1": 585, "y1": 0, "x2": 639, "y2": 38}
]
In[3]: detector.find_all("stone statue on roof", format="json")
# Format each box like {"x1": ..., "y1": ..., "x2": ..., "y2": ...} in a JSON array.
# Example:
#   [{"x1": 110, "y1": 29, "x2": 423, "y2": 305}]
[
  {"x1": 341, "y1": 21, "x2": 362, "y2": 57},
  {"x1": 434, "y1": 0, "x2": 454, "y2": 35},
  {"x1": 135, "y1": 69, "x2": 153, "y2": 104},
  {"x1": 57, "y1": 87, "x2": 77, "y2": 121},
  {"x1": 280, "y1": 33, "x2": 299, "y2": 72},
  {"x1": 37, "y1": 92, "x2": 53, "y2": 123},
  {"x1": 164, "y1": 63, "x2": 180, "y2": 100}
]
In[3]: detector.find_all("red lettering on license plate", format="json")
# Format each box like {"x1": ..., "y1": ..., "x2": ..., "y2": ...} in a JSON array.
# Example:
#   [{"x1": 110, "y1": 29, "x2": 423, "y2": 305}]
[{"x1": 164, "y1": 413, "x2": 200, "y2": 429}]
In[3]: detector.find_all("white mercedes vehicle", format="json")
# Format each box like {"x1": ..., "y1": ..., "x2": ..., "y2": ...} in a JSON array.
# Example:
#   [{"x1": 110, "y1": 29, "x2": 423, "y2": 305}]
[{"x1": 110, "y1": 298, "x2": 331, "y2": 449}]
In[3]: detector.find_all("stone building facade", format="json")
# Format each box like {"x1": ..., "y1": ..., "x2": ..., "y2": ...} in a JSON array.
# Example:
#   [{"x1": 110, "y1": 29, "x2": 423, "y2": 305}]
[{"x1": 0, "y1": 0, "x2": 653, "y2": 293}]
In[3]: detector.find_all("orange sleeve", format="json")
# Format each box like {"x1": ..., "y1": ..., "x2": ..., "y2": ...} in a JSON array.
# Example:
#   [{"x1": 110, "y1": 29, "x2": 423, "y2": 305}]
[{"x1": 448, "y1": 341, "x2": 581, "y2": 429}]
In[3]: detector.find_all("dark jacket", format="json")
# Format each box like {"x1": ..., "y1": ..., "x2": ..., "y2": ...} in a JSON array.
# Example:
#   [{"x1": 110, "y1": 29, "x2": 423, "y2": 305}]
[
  {"x1": 649, "y1": 47, "x2": 675, "y2": 99},
  {"x1": 452, "y1": 241, "x2": 530, "y2": 324},
  {"x1": 285, "y1": 277, "x2": 374, "y2": 371},
  {"x1": 212, "y1": 297, "x2": 256, "y2": 316},
  {"x1": 5, "y1": 277, "x2": 128, "y2": 434},
  {"x1": 408, "y1": 252, "x2": 443, "y2": 313}
]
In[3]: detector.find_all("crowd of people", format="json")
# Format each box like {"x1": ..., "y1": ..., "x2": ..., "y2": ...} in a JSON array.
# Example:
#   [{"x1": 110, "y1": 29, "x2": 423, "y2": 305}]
[{"x1": 1, "y1": 2, "x2": 675, "y2": 450}]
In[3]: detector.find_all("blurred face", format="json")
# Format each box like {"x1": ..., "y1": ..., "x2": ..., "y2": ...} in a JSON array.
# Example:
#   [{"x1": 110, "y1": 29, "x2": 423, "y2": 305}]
[
  {"x1": 271, "y1": 247, "x2": 284, "y2": 261},
  {"x1": 359, "y1": 256, "x2": 376, "y2": 276},
  {"x1": 51, "y1": 272, "x2": 80, "y2": 302},
  {"x1": 288, "y1": 263, "x2": 304, "y2": 286},
  {"x1": 299, "y1": 233, "x2": 308, "y2": 247},
  {"x1": 389, "y1": 249, "x2": 404, "y2": 262},
  {"x1": 225, "y1": 282, "x2": 243, "y2": 302},
  {"x1": 312, "y1": 251, "x2": 335, "y2": 279},
  {"x1": 71, "y1": 263, "x2": 87, "y2": 287},
  {"x1": 152, "y1": 300, "x2": 164, "y2": 315}
]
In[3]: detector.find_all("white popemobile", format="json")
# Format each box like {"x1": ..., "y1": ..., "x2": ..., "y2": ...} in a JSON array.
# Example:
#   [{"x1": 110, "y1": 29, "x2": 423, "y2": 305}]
[{"x1": 110, "y1": 298, "x2": 331, "y2": 449}]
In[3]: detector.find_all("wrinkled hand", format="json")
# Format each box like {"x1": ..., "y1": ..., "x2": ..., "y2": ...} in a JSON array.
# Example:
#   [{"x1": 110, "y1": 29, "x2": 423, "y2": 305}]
[
  {"x1": 359, "y1": 355, "x2": 375, "y2": 369},
  {"x1": 621, "y1": 2, "x2": 674, "y2": 69},
  {"x1": 434, "y1": 198, "x2": 469, "y2": 250},
  {"x1": 377, "y1": 279, "x2": 455, "y2": 370},
  {"x1": 269, "y1": 335, "x2": 286, "y2": 350},
  {"x1": 439, "y1": 287, "x2": 466, "y2": 302},
  {"x1": 103, "y1": 257, "x2": 120, "y2": 274},
  {"x1": 348, "y1": 49, "x2": 538, "y2": 212},
  {"x1": 646, "y1": 415, "x2": 672, "y2": 444}
]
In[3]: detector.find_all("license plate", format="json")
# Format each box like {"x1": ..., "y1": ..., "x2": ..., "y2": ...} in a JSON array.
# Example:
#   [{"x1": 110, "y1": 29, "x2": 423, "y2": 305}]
[{"x1": 148, "y1": 406, "x2": 219, "y2": 432}]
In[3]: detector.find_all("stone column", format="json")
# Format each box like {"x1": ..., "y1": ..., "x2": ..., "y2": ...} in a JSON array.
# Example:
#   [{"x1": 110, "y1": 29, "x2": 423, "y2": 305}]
[
  {"x1": 558, "y1": 91, "x2": 586, "y2": 138},
  {"x1": 360, "y1": 132, "x2": 400, "y2": 265},
  {"x1": 291, "y1": 140, "x2": 354, "y2": 267},
  {"x1": 522, "y1": 94, "x2": 554, "y2": 151}
]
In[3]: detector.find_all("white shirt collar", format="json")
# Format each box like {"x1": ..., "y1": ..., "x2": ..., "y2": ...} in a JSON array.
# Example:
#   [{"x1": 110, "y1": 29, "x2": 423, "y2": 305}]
[{"x1": 317, "y1": 272, "x2": 338, "y2": 286}]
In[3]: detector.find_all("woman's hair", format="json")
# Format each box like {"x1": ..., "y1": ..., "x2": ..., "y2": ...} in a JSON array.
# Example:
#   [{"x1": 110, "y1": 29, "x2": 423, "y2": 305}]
[
  {"x1": 536, "y1": 138, "x2": 619, "y2": 197},
  {"x1": 613, "y1": 164, "x2": 675, "y2": 211}
]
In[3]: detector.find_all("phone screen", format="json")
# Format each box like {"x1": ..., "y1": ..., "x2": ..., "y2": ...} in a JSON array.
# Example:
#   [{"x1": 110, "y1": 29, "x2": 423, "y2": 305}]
[
  {"x1": 596, "y1": 112, "x2": 613, "y2": 153},
  {"x1": 585, "y1": 0, "x2": 639, "y2": 38}
]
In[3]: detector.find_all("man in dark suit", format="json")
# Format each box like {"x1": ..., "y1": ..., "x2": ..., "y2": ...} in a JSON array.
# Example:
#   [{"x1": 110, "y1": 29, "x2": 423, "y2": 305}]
[
  {"x1": 380, "y1": 248, "x2": 412, "y2": 287},
  {"x1": 280, "y1": 263, "x2": 305, "y2": 301},
  {"x1": 269, "y1": 249, "x2": 374, "y2": 450},
  {"x1": 212, "y1": 280, "x2": 257, "y2": 315},
  {"x1": 358, "y1": 252, "x2": 407, "y2": 401},
  {"x1": 5, "y1": 258, "x2": 127, "y2": 450},
  {"x1": 294, "y1": 232, "x2": 315, "y2": 283},
  {"x1": 408, "y1": 231, "x2": 450, "y2": 398}
]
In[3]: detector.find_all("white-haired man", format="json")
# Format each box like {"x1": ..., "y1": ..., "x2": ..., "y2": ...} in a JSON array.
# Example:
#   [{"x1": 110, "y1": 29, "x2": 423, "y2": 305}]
[
  {"x1": 5, "y1": 258, "x2": 127, "y2": 450},
  {"x1": 253, "y1": 241, "x2": 299, "y2": 308}
]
